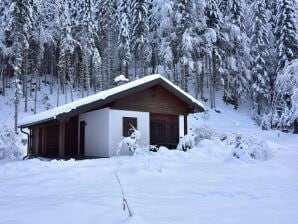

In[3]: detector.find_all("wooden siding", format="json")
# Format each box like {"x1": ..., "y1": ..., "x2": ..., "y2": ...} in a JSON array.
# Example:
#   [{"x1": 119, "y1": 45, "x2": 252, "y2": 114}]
[{"x1": 110, "y1": 85, "x2": 189, "y2": 115}]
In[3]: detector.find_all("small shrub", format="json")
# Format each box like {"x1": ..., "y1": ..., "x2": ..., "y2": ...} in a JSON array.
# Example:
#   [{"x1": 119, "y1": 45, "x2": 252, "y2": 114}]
[
  {"x1": 202, "y1": 109, "x2": 210, "y2": 120},
  {"x1": 223, "y1": 133, "x2": 269, "y2": 161},
  {"x1": 177, "y1": 134, "x2": 195, "y2": 151},
  {"x1": 193, "y1": 125, "x2": 216, "y2": 143},
  {"x1": 117, "y1": 125, "x2": 141, "y2": 155},
  {"x1": 178, "y1": 125, "x2": 217, "y2": 151},
  {"x1": 0, "y1": 128, "x2": 26, "y2": 159}
]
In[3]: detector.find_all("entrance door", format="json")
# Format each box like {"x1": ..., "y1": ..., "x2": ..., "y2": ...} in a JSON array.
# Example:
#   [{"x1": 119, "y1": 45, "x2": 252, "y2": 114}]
[
  {"x1": 150, "y1": 113, "x2": 179, "y2": 149},
  {"x1": 80, "y1": 121, "x2": 86, "y2": 155},
  {"x1": 65, "y1": 116, "x2": 79, "y2": 156},
  {"x1": 38, "y1": 127, "x2": 42, "y2": 155}
]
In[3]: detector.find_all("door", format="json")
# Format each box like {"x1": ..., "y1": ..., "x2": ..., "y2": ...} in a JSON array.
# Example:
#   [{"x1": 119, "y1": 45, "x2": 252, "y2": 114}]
[
  {"x1": 150, "y1": 120, "x2": 166, "y2": 145},
  {"x1": 80, "y1": 121, "x2": 86, "y2": 155},
  {"x1": 65, "y1": 116, "x2": 79, "y2": 156},
  {"x1": 45, "y1": 124, "x2": 59, "y2": 157},
  {"x1": 38, "y1": 127, "x2": 42, "y2": 155},
  {"x1": 150, "y1": 113, "x2": 179, "y2": 149}
]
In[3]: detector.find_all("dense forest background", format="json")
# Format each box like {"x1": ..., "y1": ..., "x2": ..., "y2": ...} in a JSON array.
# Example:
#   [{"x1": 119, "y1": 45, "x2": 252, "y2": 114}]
[{"x1": 0, "y1": 0, "x2": 297, "y2": 132}]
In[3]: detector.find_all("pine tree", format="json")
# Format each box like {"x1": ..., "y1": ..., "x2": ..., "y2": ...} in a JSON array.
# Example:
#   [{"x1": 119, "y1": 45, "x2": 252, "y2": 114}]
[
  {"x1": 118, "y1": 0, "x2": 131, "y2": 78},
  {"x1": 98, "y1": 0, "x2": 116, "y2": 88},
  {"x1": 7, "y1": 0, "x2": 33, "y2": 132},
  {"x1": 205, "y1": 0, "x2": 222, "y2": 109},
  {"x1": 0, "y1": 0, "x2": 12, "y2": 97},
  {"x1": 222, "y1": 0, "x2": 251, "y2": 109},
  {"x1": 58, "y1": 0, "x2": 79, "y2": 104},
  {"x1": 75, "y1": 0, "x2": 101, "y2": 94},
  {"x1": 176, "y1": 0, "x2": 195, "y2": 92},
  {"x1": 271, "y1": 0, "x2": 298, "y2": 130},
  {"x1": 275, "y1": 0, "x2": 298, "y2": 72},
  {"x1": 250, "y1": 0, "x2": 270, "y2": 116},
  {"x1": 154, "y1": 0, "x2": 175, "y2": 80},
  {"x1": 131, "y1": 0, "x2": 149, "y2": 78}
]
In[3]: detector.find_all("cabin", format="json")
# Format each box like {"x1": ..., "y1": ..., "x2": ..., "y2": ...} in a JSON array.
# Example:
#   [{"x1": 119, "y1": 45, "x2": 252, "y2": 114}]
[{"x1": 19, "y1": 74, "x2": 205, "y2": 158}]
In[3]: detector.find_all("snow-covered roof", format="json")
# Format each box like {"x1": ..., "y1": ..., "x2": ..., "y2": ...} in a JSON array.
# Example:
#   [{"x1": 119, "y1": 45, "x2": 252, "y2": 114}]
[
  {"x1": 19, "y1": 74, "x2": 205, "y2": 128},
  {"x1": 114, "y1": 75, "x2": 129, "y2": 82}
]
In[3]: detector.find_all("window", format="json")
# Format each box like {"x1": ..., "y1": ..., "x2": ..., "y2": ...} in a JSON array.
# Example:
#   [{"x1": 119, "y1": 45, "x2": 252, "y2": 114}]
[{"x1": 123, "y1": 117, "x2": 137, "y2": 137}]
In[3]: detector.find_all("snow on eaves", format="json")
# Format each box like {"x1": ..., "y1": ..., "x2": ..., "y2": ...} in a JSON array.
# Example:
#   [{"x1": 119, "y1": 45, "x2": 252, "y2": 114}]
[{"x1": 19, "y1": 74, "x2": 205, "y2": 127}]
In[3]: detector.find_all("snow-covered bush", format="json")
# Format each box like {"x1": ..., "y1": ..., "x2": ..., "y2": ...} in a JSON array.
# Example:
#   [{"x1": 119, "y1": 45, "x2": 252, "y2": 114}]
[
  {"x1": 117, "y1": 125, "x2": 141, "y2": 155},
  {"x1": 177, "y1": 134, "x2": 195, "y2": 151},
  {"x1": 192, "y1": 126, "x2": 217, "y2": 143},
  {"x1": 272, "y1": 59, "x2": 298, "y2": 131},
  {"x1": 202, "y1": 109, "x2": 210, "y2": 120},
  {"x1": 0, "y1": 128, "x2": 26, "y2": 159},
  {"x1": 223, "y1": 133, "x2": 269, "y2": 161},
  {"x1": 178, "y1": 126, "x2": 216, "y2": 151},
  {"x1": 254, "y1": 113, "x2": 272, "y2": 130}
]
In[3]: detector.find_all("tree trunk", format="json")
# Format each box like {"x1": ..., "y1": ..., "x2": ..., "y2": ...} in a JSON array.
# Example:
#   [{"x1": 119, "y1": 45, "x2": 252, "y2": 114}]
[
  {"x1": 24, "y1": 51, "x2": 28, "y2": 112},
  {"x1": 184, "y1": 64, "x2": 188, "y2": 92},
  {"x1": 212, "y1": 49, "x2": 216, "y2": 109},
  {"x1": 209, "y1": 55, "x2": 213, "y2": 109},
  {"x1": 234, "y1": 80, "x2": 238, "y2": 110},
  {"x1": 57, "y1": 75, "x2": 60, "y2": 107},
  {"x1": 34, "y1": 82, "x2": 37, "y2": 114},
  {"x1": 200, "y1": 58, "x2": 204, "y2": 100},
  {"x1": 195, "y1": 66, "x2": 199, "y2": 99},
  {"x1": 0, "y1": 55, "x2": 5, "y2": 96}
]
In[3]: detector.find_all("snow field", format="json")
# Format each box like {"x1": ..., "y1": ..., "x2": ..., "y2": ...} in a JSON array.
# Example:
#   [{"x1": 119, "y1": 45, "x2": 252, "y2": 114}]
[{"x1": 1, "y1": 129, "x2": 298, "y2": 224}]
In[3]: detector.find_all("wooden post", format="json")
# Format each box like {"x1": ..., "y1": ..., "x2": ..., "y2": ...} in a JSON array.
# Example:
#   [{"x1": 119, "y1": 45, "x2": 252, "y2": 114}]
[
  {"x1": 59, "y1": 120, "x2": 66, "y2": 157},
  {"x1": 184, "y1": 115, "x2": 187, "y2": 135}
]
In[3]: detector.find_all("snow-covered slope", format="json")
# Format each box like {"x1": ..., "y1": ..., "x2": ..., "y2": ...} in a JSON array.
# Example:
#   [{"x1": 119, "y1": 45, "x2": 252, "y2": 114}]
[{"x1": 0, "y1": 95, "x2": 297, "y2": 224}]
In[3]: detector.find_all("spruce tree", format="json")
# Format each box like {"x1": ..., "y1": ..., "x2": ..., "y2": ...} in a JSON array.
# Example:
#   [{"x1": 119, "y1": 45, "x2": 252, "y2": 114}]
[
  {"x1": 275, "y1": 0, "x2": 298, "y2": 72},
  {"x1": 205, "y1": 0, "x2": 222, "y2": 108},
  {"x1": 118, "y1": 0, "x2": 131, "y2": 78},
  {"x1": 7, "y1": 0, "x2": 32, "y2": 132},
  {"x1": 250, "y1": 0, "x2": 270, "y2": 116},
  {"x1": 131, "y1": 0, "x2": 149, "y2": 78},
  {"x1": 176, "y1": 0, "x2": 195, "y2": 92},
  {"x1": 98, "y1": 0, "x2": 116, "y2": 88}
]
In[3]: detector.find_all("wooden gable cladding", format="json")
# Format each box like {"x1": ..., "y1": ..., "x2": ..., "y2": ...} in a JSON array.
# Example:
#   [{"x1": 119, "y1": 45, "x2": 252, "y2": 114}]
[{"x1": 110, "y1": 85, "x2": 189, "y2": 115}]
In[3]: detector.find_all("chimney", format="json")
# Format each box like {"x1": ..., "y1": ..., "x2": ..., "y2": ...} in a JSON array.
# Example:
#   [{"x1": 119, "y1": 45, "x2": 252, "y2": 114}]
[{"x1": 114, "y1": 75, "x2": 129, "y2": 86}]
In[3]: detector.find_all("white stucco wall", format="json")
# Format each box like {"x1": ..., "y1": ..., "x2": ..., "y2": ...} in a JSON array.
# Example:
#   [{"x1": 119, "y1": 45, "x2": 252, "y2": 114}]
[
  {"x1": 79, "y1": 108, "x2": 109, "y2": 157},
  {"x1": 108, "y1": 109, "x2": 150, "y2": 156},
  {"x1": 179, "y1": 115, "x2": 185, "y2": 138},
  {"x1": 79, "y1": 107, "x2": 187, "y2": 157}
]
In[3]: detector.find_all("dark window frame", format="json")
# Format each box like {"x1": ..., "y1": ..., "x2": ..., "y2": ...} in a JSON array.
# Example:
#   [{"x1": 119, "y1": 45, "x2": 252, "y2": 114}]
[{"x1": 123, "y1": 117, "x2": 138, "y2": 137}]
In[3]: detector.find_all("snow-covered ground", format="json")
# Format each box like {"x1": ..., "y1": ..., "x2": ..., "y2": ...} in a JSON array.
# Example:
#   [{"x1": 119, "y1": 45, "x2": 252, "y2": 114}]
[{"x1": 0, "y1": 92, "x2": 297, "y2": 224}]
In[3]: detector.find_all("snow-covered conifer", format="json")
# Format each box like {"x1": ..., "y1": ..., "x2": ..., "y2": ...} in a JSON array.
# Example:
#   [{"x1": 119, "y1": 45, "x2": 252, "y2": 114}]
[
  {"x1": 131, "y1": 0, "x2": 149, "y2": 78},
  {"x1": 275, "y1": 0, "x2": 298, "y2": 73},
  {"x1": 250, "y1": 0, "x2": 270, "y2": 116}
]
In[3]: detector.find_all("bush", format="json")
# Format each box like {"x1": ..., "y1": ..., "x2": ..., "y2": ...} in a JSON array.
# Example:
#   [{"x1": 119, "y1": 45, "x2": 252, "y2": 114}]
[
  {"x1": 177, "y1": 134, "x2": 195, "y2": 151},
  {"x1": 0, "y1": 128, "x2": 26, "y2": 159},
  {"x1": 192, "y1": 125, "x2": 217, "y2": 143},
  {"x1": 117, "y1": 126, "x2": 141, "y2": 155},
  {"x1": 223, "y1": 133, "x2": 269, "y2": 161},
  {"x1": 178, "y1": 125, "x2": 217, "y2": 151}
]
